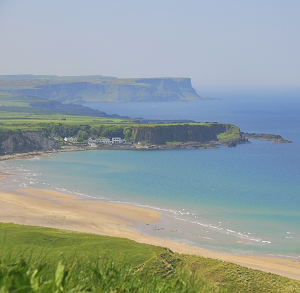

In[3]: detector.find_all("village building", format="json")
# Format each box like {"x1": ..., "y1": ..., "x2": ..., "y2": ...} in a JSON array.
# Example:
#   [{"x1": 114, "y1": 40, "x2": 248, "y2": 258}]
[
  {"x1": 112, "y1": 137, "x2": 123, "y2": 144},
  {"x1": 99, "y1": 138, "x2": 111, "y2": 144},
  {"x1": 86, "y1": 138, "x2": 96, "y2": 143},
  {"x1": 64, "y1": 137, "x2": 77, "y2": 142}
]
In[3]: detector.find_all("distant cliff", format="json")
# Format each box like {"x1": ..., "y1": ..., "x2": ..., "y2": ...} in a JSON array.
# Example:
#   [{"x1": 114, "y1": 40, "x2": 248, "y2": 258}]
[
  {"x1": 0, "y1": 131, "x2": 60, "y2": 155},
  {"x1": 2, "y1": 75, "x2": 205, "y2": 103}
]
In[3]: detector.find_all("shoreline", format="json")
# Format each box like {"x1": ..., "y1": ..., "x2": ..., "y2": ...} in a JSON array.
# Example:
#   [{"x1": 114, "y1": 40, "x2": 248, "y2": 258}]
[
  {"x1": 0, "y1": 181, "x2": 299, "y2": 281},
  {"x1": 0, "y1": 135, "x2": 248, "y2": 162},
  {"x1": 0, "y1": 130, "x2": 291, "y2": 163},
  {"x1": 0, "y1": 130, "x2": 292, "y2": 162}
]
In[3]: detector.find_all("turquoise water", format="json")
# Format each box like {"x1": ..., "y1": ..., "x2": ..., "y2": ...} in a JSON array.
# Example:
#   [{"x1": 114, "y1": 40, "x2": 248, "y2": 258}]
[{"x1": 1, "y1": 96, "x2": 300, "y2": 258}]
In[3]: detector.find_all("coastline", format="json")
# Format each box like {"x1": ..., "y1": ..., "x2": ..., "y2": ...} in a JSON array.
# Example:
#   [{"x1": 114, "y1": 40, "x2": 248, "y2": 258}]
[
  {"x1": 0, "y1": 134, "x2": 248, "y2": 162},
  {"x1": 0, "y1": 181, "x2": 299, "y2": 281},
  {"x1": 0, "y1": 130, "x2": 292, "y2": 162}
]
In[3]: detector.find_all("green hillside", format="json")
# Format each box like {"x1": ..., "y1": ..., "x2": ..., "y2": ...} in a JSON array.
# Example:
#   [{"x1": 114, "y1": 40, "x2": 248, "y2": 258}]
[
  {"x1": 0, "y1": 92, "x2": 131, "y2": 119},
  {"x1": 1, "y1": 223, "x2": 299, "y2": 292}
]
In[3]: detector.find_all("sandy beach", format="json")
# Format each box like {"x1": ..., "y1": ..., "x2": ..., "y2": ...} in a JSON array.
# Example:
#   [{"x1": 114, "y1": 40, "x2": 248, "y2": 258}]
[{"x1": 0, "y1": 181, "x2": 299, "y2": 281}]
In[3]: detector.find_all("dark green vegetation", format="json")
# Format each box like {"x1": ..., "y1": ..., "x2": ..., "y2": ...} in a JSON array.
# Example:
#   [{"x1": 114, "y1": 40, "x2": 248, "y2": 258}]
[
  {"x1": 0, "y1": 75, "x2": 205, "y2": 103},
  {"x1": 1, "y1": 223, "x2": 300, "y2": 292},
  {"x1": 132, "y1": 124, "x2": 240, "y2": 144}
]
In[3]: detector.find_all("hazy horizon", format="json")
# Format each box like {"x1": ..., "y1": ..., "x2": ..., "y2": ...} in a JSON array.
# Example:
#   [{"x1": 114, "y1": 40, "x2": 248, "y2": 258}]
[{"x1": 1, "y1": 1, "x2": 299, "y2": 90}]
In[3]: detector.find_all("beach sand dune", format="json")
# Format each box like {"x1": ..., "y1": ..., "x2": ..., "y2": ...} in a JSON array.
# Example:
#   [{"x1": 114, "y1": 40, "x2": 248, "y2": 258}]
[{"x1": 0, "y1": 187, "x2": 299, "y2": 281}]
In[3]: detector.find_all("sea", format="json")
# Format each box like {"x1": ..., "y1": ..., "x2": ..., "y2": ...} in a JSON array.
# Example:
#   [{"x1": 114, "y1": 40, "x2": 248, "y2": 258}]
[{"x1": 1, "y1": 90, "x2": 300, "y2": 260}]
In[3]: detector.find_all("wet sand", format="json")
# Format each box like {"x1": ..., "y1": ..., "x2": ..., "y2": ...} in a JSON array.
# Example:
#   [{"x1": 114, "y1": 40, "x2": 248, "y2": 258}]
[{"x1": 0, "y1": 186, "x2": 299, "y2": 281}]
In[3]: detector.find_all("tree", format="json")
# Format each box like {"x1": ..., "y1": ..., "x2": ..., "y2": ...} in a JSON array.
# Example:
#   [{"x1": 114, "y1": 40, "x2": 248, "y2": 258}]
[{"x1": 76, "y1": 130, "x2": 88, "y2": 142}]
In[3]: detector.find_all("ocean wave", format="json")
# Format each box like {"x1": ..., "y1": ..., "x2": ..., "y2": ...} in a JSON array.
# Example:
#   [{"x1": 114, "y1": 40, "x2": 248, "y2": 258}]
[
  {"x1": 28, "y1": 156, "x2": 41, "y2": 161},
  {"x1": 171, "y1": 215, "x2": 272, "y2": 245}
]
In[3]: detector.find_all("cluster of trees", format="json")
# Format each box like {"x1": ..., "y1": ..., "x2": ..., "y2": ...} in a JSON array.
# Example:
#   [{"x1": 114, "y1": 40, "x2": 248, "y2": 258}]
[{"x1": 38, "y1": 123, "x2": 134, "y2": 142}]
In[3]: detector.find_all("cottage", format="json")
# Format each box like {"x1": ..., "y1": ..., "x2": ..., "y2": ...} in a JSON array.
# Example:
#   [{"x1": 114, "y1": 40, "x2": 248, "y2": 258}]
[
  {"x1": 99, "y1": 138, "x2": 111, "y2": 144},
  {"x1": 86, "y1": 138, "x2": 96, "y2": 143},
  {"x1": 112, "y1": 137, "x2": 123, "y2": 144},
  {"x1": 64, "y1": 137, "x2": 77, "y2": 142}
]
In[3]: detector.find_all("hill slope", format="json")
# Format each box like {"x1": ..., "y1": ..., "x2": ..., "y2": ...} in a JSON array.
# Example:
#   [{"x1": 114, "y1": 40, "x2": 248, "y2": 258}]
[{"x1": 1, "y1": 223, "x2": 300, "y2": 292}]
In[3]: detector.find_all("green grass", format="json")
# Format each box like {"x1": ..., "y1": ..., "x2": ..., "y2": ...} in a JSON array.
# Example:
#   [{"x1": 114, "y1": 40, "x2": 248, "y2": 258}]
[
  {"x1": 165, "y1": 141, "x2": 181, "y2": 145},
  {"x1": 0, "y1": 93, "x2": 39, "y2": 107},
  {"x1": 217, "y1": 125, "x2": 240, "y2": 139},
  {"x1": 1, "y1": 223, "x2": 300, "y2": 292},
  {"x1": 0, "y1": 93, "x2": 138, "y2": 125},
  {"x1": 0, "y1": 253, "x2": 216, "y2": 293},
  {"x1": 0, "y1": 92, "x2": 137, "y2": 125},
  {"x1": 0, "y1": 114, "x2": 135, "y2": 125},
  {"x1": 0, "y1": 223, "x2": 223, "y2": 292}
]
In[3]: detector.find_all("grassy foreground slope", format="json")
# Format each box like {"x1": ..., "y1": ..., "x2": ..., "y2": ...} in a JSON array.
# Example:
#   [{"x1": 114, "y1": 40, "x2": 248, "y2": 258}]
[{"x1": 1, "y1": 223, "x2": 300, "y2": 292}]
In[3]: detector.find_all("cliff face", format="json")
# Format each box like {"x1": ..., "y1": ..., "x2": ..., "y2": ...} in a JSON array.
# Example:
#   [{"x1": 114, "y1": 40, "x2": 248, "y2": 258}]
[
  {"x1": 1, "y1": 131, "x2": 60, "y2": 155},
  {"x1": 132, "y1": 124, "x2": 235, "y2": 144},
  {"x1": 9, "y1": 77, "x2": 203, "y2": 103}
]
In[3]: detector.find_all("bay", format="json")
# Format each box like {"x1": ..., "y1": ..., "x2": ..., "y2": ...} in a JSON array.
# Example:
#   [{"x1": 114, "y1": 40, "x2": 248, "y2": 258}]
[{"x1": 2, "y1": 95, "x2": 300, "y2": 258}]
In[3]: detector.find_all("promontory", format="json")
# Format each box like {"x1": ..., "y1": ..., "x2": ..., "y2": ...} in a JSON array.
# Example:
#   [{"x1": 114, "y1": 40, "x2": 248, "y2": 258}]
[{"x1": 0, "y1": 75, "x2": 206, "y2": 103}]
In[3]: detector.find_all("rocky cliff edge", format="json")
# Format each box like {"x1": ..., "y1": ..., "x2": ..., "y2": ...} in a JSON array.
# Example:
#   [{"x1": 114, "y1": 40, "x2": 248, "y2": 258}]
[{"x1": 1, "y1": 131, "x2": 61, "y2": 155}]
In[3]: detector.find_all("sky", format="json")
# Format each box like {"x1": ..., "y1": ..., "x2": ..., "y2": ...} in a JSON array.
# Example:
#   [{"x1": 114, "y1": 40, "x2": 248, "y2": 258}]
[{"x1": 0, "y1": 0, "x2": 299, "y2": 90}]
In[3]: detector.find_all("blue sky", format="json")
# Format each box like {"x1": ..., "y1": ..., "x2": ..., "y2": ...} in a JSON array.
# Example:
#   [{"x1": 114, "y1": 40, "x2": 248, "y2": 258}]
[{"x1": 0, "y1": 0, "x2": 299, "y2": 89}]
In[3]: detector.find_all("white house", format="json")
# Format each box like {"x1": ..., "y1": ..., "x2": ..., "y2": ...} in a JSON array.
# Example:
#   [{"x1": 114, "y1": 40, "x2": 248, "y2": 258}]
[
  {"x1": 99, "y1": 138, "x2": 111, "y2": 144},
  {"x1": 112, "y1": 137, "x2": 123, "y2": 144},
  {"x1": 64, "y1": 137, "x2": 77, "y2": 142},
  {"x1": 86, "y1": 138, "x2": 96, "y2": 143}
]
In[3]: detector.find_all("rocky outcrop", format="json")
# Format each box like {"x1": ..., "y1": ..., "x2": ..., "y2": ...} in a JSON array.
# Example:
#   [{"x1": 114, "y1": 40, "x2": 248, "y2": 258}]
[
  {"x1": 241, "y1": 133, "x2": 292, "y2": 143},
  {"x1": 220, "y1": 136, "x2": 250, "y2": 147},
  {"x1": 131, "y1": 123, "x2": 243, "y2": 145},
  {"x1": 1, "y1": 131, "x2": 60, "y2": 155}
]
